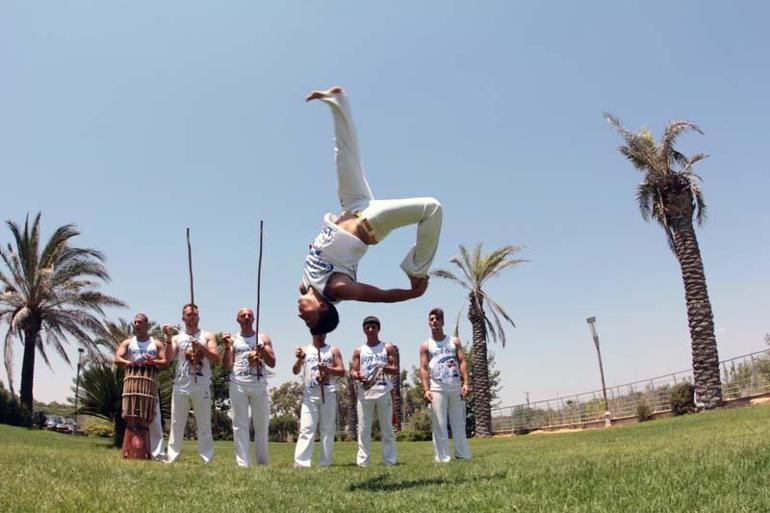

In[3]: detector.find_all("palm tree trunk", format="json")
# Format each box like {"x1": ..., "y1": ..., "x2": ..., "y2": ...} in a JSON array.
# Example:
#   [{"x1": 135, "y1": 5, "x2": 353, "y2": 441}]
[
  {"x1": 19, "y1": 318, "x2": 41, "y2": 414},
  {"x1": 672, "y1": 218, "x2": 722, "y2": 409},
  {"x1": 469, "y1": 292, "x2": 492, "y2": 437}
]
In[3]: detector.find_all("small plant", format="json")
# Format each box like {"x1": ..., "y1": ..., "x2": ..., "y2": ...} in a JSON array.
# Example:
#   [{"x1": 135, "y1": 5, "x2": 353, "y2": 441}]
[
  {"x1": 670, "y1": 383, "x2": 696, "y2": 415},
  {"x1": 636, "y1": 397, "x2": 654, "y2": 422}
]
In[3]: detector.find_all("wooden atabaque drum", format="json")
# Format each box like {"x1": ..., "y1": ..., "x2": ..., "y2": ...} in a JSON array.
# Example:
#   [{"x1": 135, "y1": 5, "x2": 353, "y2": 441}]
[{"x1": 121, "y1": 365, "x2": 158, "y2": 459}]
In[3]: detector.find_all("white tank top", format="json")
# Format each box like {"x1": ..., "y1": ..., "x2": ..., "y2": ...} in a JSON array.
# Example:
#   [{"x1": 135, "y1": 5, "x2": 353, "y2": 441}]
[
  {"x1": 302, "y1": 344, "x2": 337, "y2": 396},
  {"x1": 357, "y1": 342, "x2": 392, "y2": 399},
  {"x1": 173, "y1": 330, "x2": 212, "y2": 390},
  {"x1": 428, "y1": 336, "x2": 462, "y2": 392},
  {"x1": 301, "y1": 214, "x2": 368, "y2": 304},
  {"x1": 127, "y1": 336, "x2": 159, "y2": 364},
  {"x1": 230, "y1": 333, "x2": 269, "y2": 387}
]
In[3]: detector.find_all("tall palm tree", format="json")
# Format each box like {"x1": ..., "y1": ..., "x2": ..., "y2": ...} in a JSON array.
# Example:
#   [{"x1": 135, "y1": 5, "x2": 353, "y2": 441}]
[
  {"x1": 432, "y1": 244, "x2": 526, "y2": 436},
  {"x1": 0, "y1": 213, "x2": 126, "y2": 413},
  {"x1": 606, "y1": 114, "x2": 722, "y2": 409}
]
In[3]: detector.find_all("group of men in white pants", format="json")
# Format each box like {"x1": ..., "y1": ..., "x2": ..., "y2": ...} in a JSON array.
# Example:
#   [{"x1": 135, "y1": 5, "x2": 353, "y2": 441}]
[
  {"x1": 115, "y1": 304, "x2": 276, "y2": 466},
  {"x1": 292, "y1": 310, "x2": 472, "y2": 467},
  {"x1": 115, "y1": 305, "x2": 472, "y2": 467}
]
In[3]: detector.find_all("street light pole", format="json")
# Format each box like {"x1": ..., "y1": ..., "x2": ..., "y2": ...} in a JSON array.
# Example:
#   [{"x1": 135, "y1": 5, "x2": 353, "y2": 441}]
[
  {"x1": 586, "y1": 316, "x2": 611, "y2": 427},
  {"x1": 73, "y1": 347, "x2": 84, "y2": 436}
]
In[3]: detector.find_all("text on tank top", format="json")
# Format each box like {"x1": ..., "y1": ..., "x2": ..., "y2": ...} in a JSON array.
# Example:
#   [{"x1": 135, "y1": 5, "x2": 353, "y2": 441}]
[
  {"x1": 428, "y1": 336, "x2": 462, "y2": 392},
  {"x1": 174, "y1": 331, "x2": 212, "y2": 388},
  {"x1": 127, "y1": 336, "x2": 159, "y2": 364},
  {"x1": 358, "y1": 341, "x2": 393, "y2": 399},
  {"x1": 303, "y1": 344, "x2": 337, "y2": 394},
  {"x1": 302, "y1": 214, "x2": 368, "y2": 304},
  {"x1": 230, "y1": 333, "x2": 268, "y2": 386}
]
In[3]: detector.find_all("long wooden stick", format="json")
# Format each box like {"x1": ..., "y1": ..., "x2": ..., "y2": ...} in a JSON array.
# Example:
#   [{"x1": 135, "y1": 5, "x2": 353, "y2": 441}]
[
  {"x1": 317, "y1": 345, "x2": 325, "y2": 404},
  {"x1": 255, "y1": 220, "x2": 264, "y2": 379},
  {"x1": 186, "y1": 228, "x2": 195, "y2": 305},
  {"x1": 186, "y1": 228, "x2": 198, "y2": 383}
]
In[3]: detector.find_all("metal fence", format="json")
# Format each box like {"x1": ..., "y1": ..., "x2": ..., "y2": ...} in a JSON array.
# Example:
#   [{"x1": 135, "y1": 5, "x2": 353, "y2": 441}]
[{"x1": 491, "y1": 348, "x2": 770, "y2": 434}]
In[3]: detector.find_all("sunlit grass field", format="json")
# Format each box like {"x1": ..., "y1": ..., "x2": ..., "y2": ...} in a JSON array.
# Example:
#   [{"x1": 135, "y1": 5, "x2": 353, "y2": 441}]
[{"x1": 2, "y1": 405, "x2": 770, "y2": 512}]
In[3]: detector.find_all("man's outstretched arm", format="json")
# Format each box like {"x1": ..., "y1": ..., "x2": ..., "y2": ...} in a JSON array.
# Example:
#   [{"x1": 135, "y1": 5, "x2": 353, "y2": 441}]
[{"x1": 329, "y1": 278, "x2": 427, "y2": 303}]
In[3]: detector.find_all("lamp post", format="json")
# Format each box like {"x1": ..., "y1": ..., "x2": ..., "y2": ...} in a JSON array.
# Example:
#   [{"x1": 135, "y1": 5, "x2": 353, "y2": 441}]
[
  {"x1": 73, "y1": 347, "x2": 84, "y2": 436},
  {"x1": 586, "y1": 316, "x2": 611, "y2": 427}
]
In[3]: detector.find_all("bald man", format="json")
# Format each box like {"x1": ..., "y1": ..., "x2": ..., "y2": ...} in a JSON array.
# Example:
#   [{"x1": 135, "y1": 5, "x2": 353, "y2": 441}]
[{"x1": 222, "y1": 308, "x2": 276, "y2": 466}]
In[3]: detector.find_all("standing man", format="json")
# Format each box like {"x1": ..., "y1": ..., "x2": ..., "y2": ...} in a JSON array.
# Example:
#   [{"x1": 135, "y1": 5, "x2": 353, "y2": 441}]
[
  {"x1": 419, "y1": 308, "x2": 472, "y2": 463},
  {"x1": 163, "y1": 303, "x2": 219, "y2": 464},
  {"x1": 114, "y1": 313, "x2": 169, "y2": 461},
  {"x1": 222, "y1": 307, "x2": 276, "y2": 467},
  {"x1": 297, "y1": 86, "x2": 442, "y2": 335},
  {"x1": 292, "y1": 333, "x2": 346, "y2": 468},
  {"x1": 350, "y1": 316, "x2": 399, "y2": 466}
]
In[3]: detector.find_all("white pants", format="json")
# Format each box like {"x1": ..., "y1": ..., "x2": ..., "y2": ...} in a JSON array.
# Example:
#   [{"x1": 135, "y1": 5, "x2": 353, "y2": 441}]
[
  {"x1": 149, "y1": 399, "x2": 165, "y2": 459},
  {"x1": 430, "y1": 390, "x2": 472, "y2": 463},
  {"x1": 229, "y1": 383, "x2": 270, "y2": 466},
  {"x1": 166, "y1": 387, "x2": 214, "y2": 464},
  {"x1": 294, "y1": 391, "x2": 337, "y2": 467},
  {"x1": 321, "y1": 92, "x2": 442, "y2": 278},
  {"x1": 356, "y1": 392, "x2": 397, "y2": 466}
]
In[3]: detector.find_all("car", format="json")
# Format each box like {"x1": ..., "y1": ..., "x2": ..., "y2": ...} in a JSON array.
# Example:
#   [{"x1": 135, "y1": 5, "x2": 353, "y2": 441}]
[
  {"x1": 56, "y1": 418, "x2": 76, "y2": 434},
  {"x1": 44, "y1": 415, "x2": 65, "y2": 431}
]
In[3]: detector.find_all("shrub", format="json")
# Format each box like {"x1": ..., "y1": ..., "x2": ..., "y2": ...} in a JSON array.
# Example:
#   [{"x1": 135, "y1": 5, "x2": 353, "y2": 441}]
[
  {"x1": 269, "y1": 415, "x2": 298, "y2": 442},
  {"x1": 81, "y1": 417, "x2": 114, "y2": 438},
  {"x1": 0, "y1": 383, "x2": 32, "y2": 427},
  {"x1": 399, "y1": 409, "x2": 432, "y2": 441},
  {"x1": 670, "y1": 383, "x2": 696, "y2": 415},
  {"x1": 636, "y1": 397, "x2": 654, "y2": 422}
]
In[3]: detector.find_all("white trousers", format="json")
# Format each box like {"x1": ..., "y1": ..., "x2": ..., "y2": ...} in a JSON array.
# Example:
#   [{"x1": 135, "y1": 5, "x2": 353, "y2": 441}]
[
  {"x1": 294, "y1": 391, "x2": 337, "y2": 467},
  {"x1": 321, "y1": 92, "x2": 442, "y2": 278},
  {"x1": 149, "y1": 399, "x2": 165, "y2": 459},
  {"x1": 430, "y1": 390, "x2": 472, "y2": 462},
  {"x1": 166, "y1": 387, "x2": 213, "y2": 464},
  {"x1": 229, "y1": 383, "x2": 270, "y2": 466},
  {"x1": 356, "y1": 393, "x2": 397, "y2": 466}
]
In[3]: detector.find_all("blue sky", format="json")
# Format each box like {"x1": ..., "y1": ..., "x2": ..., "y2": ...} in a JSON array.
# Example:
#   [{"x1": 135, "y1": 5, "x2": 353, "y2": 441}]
[{"x1": 1, "y1": 1, "x2": 768, "y2": 407}]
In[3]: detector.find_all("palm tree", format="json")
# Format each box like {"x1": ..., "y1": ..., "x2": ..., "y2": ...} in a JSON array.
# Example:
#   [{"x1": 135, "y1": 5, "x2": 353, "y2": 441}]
[
  {"x1": 0, "y1": 213, "x2": 126, "y2": 413},
  {"x1": 606, "y1": 114, "x2": 722, "y2": 409},
  {"x1": 432, "y1": 244, "x2": 526, "y2": 436}
]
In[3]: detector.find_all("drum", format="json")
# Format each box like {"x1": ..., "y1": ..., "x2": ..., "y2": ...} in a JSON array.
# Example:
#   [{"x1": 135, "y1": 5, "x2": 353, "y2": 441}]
[{"x1": 121, "y1": 365, "x2": 158, "y2": 460}]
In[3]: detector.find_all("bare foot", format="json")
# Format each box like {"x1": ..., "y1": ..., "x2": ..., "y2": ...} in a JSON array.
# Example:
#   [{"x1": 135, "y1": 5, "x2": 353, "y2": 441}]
[{"x1": 305, "y1": 86, "x2": 344, "y2": 102}]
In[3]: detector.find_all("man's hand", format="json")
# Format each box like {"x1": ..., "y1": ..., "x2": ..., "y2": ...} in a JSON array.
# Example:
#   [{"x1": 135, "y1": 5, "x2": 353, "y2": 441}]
[
  {"x1": 248, "y1": 350, "x2": 262, "y2": 366},
  {"x1": 351, "y1": 370, "x2": 366, "y2": 383},
  {"x1": 461, "y1": 384, "x2": 470, "y2": 399},
  {"x1": 317, "y1": 362, "x2": 328, "y2": 384},
  {"x1": 222, "y1": 332, "x2": 233, "y2": 349},
  {"x1": 144, "y1": 354, "x2": 156, "y2": 367},
  {"x1": 409, "y1": 275, "x2": 429, "y2": 298},
  {"x1": 295, "y1": 347, "x2": 306, "y2": 360},
  {"x1": 162, "y1": 324, "x2": 177, "y2": 338},
  {"x1": 423, "y1": 390, "x2": 433, "y2": 403}
]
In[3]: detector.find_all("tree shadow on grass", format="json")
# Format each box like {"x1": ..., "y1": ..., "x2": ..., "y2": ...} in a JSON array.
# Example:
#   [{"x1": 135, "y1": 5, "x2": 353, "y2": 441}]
[{"x1": 347, "y1": 471, "x2": 507, "y2": 492}]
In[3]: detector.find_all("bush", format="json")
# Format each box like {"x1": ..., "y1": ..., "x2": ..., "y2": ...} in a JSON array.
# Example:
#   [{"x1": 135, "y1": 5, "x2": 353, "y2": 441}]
[
  {"x1": 269, "y1": 415, "x2": 298, "y2": 442},
  {"x1": 399, "y1": 409, "x2": 432, "y2": 441},
  {"x1": 670, "y1": 383, "x2": 696, "y2": 415},
  {"x1": 636, "y1": 397, "x2": 654, "y2": 422},
  {"x1": 81, "y1": 417, "x2": 113, "y2": 438},
  {"x1": 0, "y1": 383, "x2": 32, "y2": 427}
]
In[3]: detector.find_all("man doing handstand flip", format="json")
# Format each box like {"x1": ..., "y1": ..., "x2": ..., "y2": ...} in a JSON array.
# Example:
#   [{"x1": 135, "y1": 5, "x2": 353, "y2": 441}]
[{"x1": 298, "y1": 86, "x2": 443, "y2": 334}]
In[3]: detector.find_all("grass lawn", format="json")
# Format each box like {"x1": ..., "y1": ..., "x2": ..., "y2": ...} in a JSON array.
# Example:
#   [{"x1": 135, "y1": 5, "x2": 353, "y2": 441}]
[{"x1": 2, "y1": 405, "x2": 770, "y2": 512}]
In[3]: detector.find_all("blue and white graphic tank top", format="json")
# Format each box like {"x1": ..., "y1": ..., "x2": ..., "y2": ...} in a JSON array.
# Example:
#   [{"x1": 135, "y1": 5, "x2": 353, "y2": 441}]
[
  {"x1": 302, "y1": 343, "x2": 337, "y2": 397},
  {"x1": 174, "y1": 330, "x2": 212, "y2": 390},
  {"x1": 302, "y1": 214, "x2": 367, "y2": 304},
  {"x1": 358, "y1": 342, "x2": 392, "y2": 400},
  {"x1": 428, "y1": 336, "x2": 462, "y2": 392},
  {"x1": 230, "y1": 333, "x2": 269, "y2": 387},
  {"x1": 127, "y1": 336, "x2": 159, "y2": 364}
]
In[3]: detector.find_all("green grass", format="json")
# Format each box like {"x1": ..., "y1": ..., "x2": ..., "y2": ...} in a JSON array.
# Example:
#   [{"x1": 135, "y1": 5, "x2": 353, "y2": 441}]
[{"x1": 2, "y1": 406, "x2": 770, "y2": 512}]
